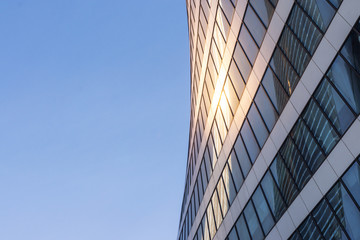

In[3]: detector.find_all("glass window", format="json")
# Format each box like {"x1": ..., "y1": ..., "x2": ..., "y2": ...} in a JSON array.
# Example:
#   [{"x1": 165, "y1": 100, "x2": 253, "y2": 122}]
[
  {"x1": 328, "y1": 0, "x2": 342, "y2": 8},
  {"x1": 270, "y1": 48, "x2": 300, "y2": 95},
  {"x1": 207, "y1": 202, "x2": 217, "y2": 238},
  {"x1": 228, "y1": 60, "x2": 245, "y2": 96},
  {"x1": 302, "y1": 100, "x2": 339, "y2": 155},
  {"x1": 280, "y1": 138, "x2": 311, "y2": 189},
  {"x1": 341, "y1": 30, "x2": 360, "y2": 73},
  {"x1": 254, "y1": 86, "x2": 278, "y2": 131},
  {"x1": 241, "y1": 120, "x2": 260, "y2": 163},
  {"x1": 244, "y1": 202, "x2": 264, "y2": 240},
  {"x1": 342, "y1": 162, "x2": 360, "y2": 207},
  {"x1": 204, "y1": 147, "x2": 213, "y2": 179},
  {"x1": 261, "y1": 67, "x2": 288, "y2": 113},
  {"x1": 279, "y1": 27, "x2": 311, "y2": 76},
  {"x1": 270, "y1": 155, "x2": 299, "y2": 205},
  {"x1": 313, "y1": 199, "x2": 345, "y2": 239},
  {"x1": 314, "y1": 79, "x2": 355, "y2": 135},
  {"x1": 239, "y1": 25, "x2": 259, "y2": 65},
  {"x1": 228, "y1": 150, "x2": 243, "y2": 192},
  {"x1": 287, "y1": 4, "x2": 322, "y2": 55},
  {"x1": 212, "y1": 190, "x2": 223, "y2": 228},
  {"x1": 202, "y1": 213, "x2": 211, "y2": 240},
  {"x1": 244, "y1": 5, "x2": 266, "y2": 46},
  {"x1": 217, "y1": 175, "x2": 229, "y2": 217},
  {"x1": 235, "y1": 215, "x2": 251, "y2": 240},
  {"x1": 249, "y1": 0, "x2": 274, "y2": 27},
  {"x1": 228, "y1": 227, "x2": 239, "y2": 240},
  {"x1": 252, "y1": 187, "x2": 275, "y2": 234},
  {"x1": 219, "y1": 0, "x2": 235, "y2": 24},
  {"x1": 224, "y1": 77, "x2": 240, "y2": 115},
  {"x1": 261, "y1": 172, "x2": 286, "y2": 220},
  {"x1": 298, "y1": 216, "x2": 322, "y2": 240},
  {"x1": 297, "y1": 0, "x2": 335, "y2": 32},
  {"x1": 327, "y1": 182, "x2": 360, "y2": 239},
  {"x1": 248, "y1": 104, "x2": 269, "y2": 148},
  {"x1": 291, "y1": 119, "x2": 325, "y2": 173},
  {"x1": 223, "y1": 163, "x2": 237, "y2": 204},
  {"x1": 233, "y1": 44, "x2": 252, "y2": 82},
  {"x1": 233, "y1": 135, "x2": 252, "y2": 177},
  {"x1": 200, "y1": 162, "x2": 209, "y2": 193},
  {"x1": 327, "y1": 55, "x2": 360, "y2": 114}
]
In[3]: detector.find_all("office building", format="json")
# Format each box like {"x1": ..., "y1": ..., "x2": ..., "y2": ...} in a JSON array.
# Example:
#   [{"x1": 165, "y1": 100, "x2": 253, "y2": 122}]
[{"x1": 178, "y1": 0, "x2": 360, "y2": 239}]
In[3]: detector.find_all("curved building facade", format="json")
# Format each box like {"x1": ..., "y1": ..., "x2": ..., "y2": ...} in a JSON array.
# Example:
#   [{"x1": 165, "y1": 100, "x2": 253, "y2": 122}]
[{"x1": 178, "y1": 0, "x2": 360, "y2": 239}]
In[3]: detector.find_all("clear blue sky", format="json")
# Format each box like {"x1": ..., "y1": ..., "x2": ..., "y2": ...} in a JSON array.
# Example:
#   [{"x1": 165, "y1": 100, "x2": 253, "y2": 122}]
[{"x1": 0, "y1": 1, "x2": 189, "y2": 239}]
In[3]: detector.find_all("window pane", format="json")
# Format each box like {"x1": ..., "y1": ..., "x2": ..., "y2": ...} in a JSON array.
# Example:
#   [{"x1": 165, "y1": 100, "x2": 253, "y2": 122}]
[
  {"x1": 249, "y1": 0, "x2": 274, "y2": 27},
  {"x1": 314, "y1": 79, "x2": 355, "y2": 135},
  {"x1": 261, "y1": 172, "x2": 286, "y2": 220},
  {"x1": 239, "y1": 25, "x2": 259, "y2": 65},
  {"x1": 279, "y1": 26, "x2": 311, "y2": 76},
  {"x1": 233, "y1": 44, "x2": 252, "y2": 82},
  {"x1": 297, "y1": 0, "x2": 335, "y2": 32},
  {"x1": 223, "y1": 163, "x2": 237, "y2": 204},
  {"x1": 287, "y1": 4, "x2": 322, "y2": 55},
  {"x1": 313, "y1": 199, "x2": 345, "y2": 239},
  {"x1": 244, "y1": 5, "x2": 266, "y2": 46},
  {"x1": 233, "y1": 135, "x2": 252, "y2": 177},
  {"x1": 248, "y1": 104, "x2": 269, "y2": 148},
  {"x1": 291, "y1": 119, "x2": 325, "y2": 173},
  {"x1": 241, "y1": 120, "x2": 260, "y2": 163},
  {"x1": 261, "y1": 67, "x2": 289, "y2": 113},
  {"x1": 270, "y1": 155, "x2": 299, "y2": 205},
  {"x1": 280, "y1": 138, "x2": 311, "y2": 189},
  {"x1": 342, "y1": 162, "x2": 360, "y2": 207},
  {"x1": 254, "y1": 86, "x2": 278, "y2": 131},
  {"x1": 244, "y1": 202, "x2": 264, "y2": 240},
  {"x1": 298, "y1": 216, "x2": 322, "y2": 240},
  {"x1": 228, "y1": 151, "x2": 243, "y2": 192},
  {"x1": 217, "y1": 177, "x2": 230, "y2": 217},
  {"x1": 228, "y1": 227, "x2": 239, "y2": 240},
  {"x1": 327, "y1": 55, "x2": 360, "y2": 114},
  {"x1": 252, "y1": 187, "x2": 275, "y2": 234},
  {"x1": 341, "y1": 29, "x2": 360, "y2": 73},
  {"x1": 302, "y1": 100, "x2": 339, "y2": 155},
  {"x1": 327, "y1": 182, "x2": 360, "y2": 239},
  {"x1": 270, "y1": 48, "x2": 300, "y2": 95},
  {"x1": 228, "y1": 60, "x2": 245, "y2": 96},
  {"x1": 235, "y1": 215, "x2": 251, "y2": 240}
]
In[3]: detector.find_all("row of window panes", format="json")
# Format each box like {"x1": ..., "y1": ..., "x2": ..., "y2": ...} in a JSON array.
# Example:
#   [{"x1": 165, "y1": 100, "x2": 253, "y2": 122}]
[
  {"x1": 179, "y1": 0, "x2": 277, "y2": 235},
  {"x1": 226, "y1": 15, "x2": 360, "y2": 240},
  {"x1": 289, "y1": 157, "x2": 360, "y2": 240},
  {"x1": 179, "y1": 0, "x2": 279, "y2": 236},
  {"x1": 181, "y1": 0, "x2": 342, "y2": 238},
  {"x1": 181, "y1": 1, "x2": 235, "y2": 223}
]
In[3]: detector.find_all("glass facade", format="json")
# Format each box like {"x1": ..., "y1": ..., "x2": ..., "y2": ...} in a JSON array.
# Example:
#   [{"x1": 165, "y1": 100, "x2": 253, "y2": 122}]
[{"x1": 180, "y1": 1, "x2": 360, "y2": 240}]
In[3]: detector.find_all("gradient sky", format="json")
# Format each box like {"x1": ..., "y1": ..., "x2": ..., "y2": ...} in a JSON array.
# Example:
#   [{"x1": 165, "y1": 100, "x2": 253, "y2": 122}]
[{"x1": 0, "y1": 1, "x2": 189, "y2": 239}]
